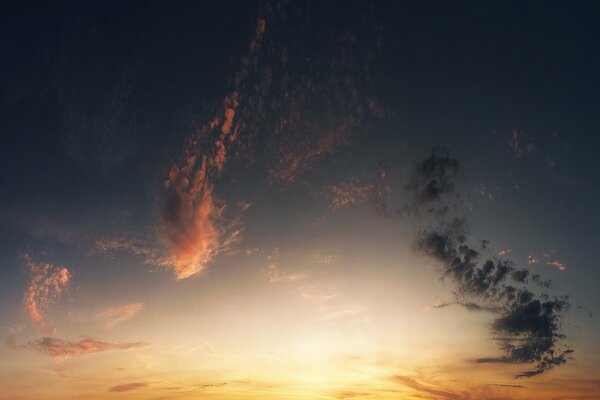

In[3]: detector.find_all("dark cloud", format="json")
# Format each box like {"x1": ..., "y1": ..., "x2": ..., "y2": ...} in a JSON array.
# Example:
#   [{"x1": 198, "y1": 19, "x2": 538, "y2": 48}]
[
  {"x1": 405, "y1": 147, "x2": 460, "y2": 205},
  {"x1": 417, "y1": 217, "x2": 572, "y2": 377}
]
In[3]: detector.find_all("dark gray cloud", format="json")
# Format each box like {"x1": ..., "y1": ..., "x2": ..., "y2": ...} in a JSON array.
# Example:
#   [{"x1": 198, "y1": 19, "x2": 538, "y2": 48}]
[
  {"x1": 417, "y1": 217, "x2": 572, "y2": 377},
  {"x1": 405, "y1": 147, "x2": 460, "y2": 205}
]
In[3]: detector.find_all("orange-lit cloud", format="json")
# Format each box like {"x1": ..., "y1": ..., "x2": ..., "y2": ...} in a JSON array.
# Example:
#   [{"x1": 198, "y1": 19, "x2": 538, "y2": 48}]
[
  {"x1": 95, "y1": 302, "x2": 144, "y2": 329},
  {"x1": 157, "y1": 20, "x2": 267, "y2": 280},
  {"x1": 547, "y1": 260, "x2": 567, "y2": 271},
  {"x1": 22, "y1": 254, "x2": 71, "y2": 335},
  {"x1": 7, "y1": 336, "x2": 149, "y2": 360}
]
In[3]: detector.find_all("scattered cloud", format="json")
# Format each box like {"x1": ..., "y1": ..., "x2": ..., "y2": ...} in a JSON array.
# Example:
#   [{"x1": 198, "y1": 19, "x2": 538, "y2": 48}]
[
  {"x1": 22, "y1": 254, "x2": 71, "y2": 335},
  {"x1": 7, "y1": 336, "x2": 149, "y2": 360}
]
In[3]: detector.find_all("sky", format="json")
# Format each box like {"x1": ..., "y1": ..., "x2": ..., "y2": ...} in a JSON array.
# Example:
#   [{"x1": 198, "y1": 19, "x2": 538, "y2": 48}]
[{"x1": 1, "y1": 1, "x2": 599, "y2": 399}]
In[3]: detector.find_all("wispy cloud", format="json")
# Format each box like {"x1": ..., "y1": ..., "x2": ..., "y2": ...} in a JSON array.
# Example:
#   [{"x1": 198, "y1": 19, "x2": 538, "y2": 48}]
[
  {"x1": 22, "y1": 254, "x2": 71, "y2": 335},
  {"x1": 265, "y1": 248, "x2": 306, "y2": 283},
  {"x1": 108, "y1": 382, "x2": 149, "y2": 392},
  {"x1": 7, "y1": 336, "x2": 149, "y2": 360},
  {"x1": 393, "y1": 375, "x2": 467, "y2": 400},
  {"x1": 95, "y1": 302, "x2": 144, "y2": 329}
]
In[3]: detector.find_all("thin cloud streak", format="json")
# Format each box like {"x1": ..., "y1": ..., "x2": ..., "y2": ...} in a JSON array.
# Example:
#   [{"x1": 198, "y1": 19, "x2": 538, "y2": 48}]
[
  {"x1": 7, "y1": 336, "x2": 149, "y2": 360},
  {"x1": 95, "y1": 302, "x2": 144, "y2": 329}
]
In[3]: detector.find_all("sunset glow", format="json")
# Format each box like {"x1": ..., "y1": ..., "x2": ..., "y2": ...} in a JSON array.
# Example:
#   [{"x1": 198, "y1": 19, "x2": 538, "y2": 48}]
[{"x1": 1, "y1": 2, "x2": 599, "y2": 399}]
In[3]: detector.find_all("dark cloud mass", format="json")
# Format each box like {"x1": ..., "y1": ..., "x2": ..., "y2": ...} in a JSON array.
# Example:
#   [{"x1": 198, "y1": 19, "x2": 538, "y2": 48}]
[
  {"x1": 405, "y1": 147, "x2": 460, "y2": 205},
  {"x1": 417, "y1": 217, "x2": 572, "y2": 377}
]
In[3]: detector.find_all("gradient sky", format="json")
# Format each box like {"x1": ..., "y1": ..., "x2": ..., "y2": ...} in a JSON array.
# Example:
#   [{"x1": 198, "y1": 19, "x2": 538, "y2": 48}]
[{"x1": 1, "y1": 1, "x2": 599, "y2": 399}]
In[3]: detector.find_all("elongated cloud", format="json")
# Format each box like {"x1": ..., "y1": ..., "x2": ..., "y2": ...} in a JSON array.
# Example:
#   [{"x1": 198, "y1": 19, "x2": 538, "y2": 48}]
[
  {"x1": 22, "y1": 254, "x2": 71, "y2": 335},
  {"x1": 417, "y1": 218, "x2": 572, "y2": 377},
  {"x1": 393, "y1": 376, "x2": 466, "y2": 400},
  {"x1": 109, "y1": 382, "x2": 149, "y2": 393},
  {"x1": 95, "y1": 302, "x2": 144, "y2": 329},
  {"x1": 7, "y1": 336, "x2": 149, "y2": 360},
  {"x1": 158, "y1": 20, "x2": 266, "y2": 279}
]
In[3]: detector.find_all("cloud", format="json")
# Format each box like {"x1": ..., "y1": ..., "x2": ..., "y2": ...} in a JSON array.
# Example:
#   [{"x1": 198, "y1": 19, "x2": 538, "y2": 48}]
[
  {"x1": 265, "y1": 248, "x2": 306, "y2": 283},
  {"x1": 298, "y1": 284, "x2": 339, "y2": 301},
  {"x1": 156, "y1": 19, "x2": 268, "y2": 279},
  {"x1": 405, "y1": 147, "x2": 460, "y2": 206},
  {"x1": 546, "y1": 260, "x2": 567, "y2": 271},
  {"x1": 393, "y1": 376, "x2": 467, "y2": 400},
  {"x1": 7, "y1": 336, "x2": 149, "y2": 360},
  {"x1": 416, "y1": 218, "x2": 572, "y2": 377},
  {"x1": 508, "y1": 129, "x2": 522, "y2": 157},
  {"x1": 108, "y1": 382, "x2": 149, "y2": 392},
  {"x1": 22, "y1": 254, "x2": 71, "y2": 335},
  {"x1": 95, "y1": 302, "x2": 144, "y2": 329},
  {"x1": 325, "y1": 178, "x2": 389, "y2": 215},
  {"x1": 527, "y1": 255, "x2": 540, "y2": 265}
]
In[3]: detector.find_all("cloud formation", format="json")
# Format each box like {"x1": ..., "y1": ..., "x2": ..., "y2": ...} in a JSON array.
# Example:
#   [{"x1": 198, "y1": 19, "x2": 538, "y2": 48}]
[
  {"x1": 158, "y1": 18, "x2": 267, "y2": 279},
  {"x1": 22, "y1": 254, "x2": 71, "y2": 335},
  {"x1": 7, "y1": 336, "x2": 149, "y2": 360},
  {"x1": 417, "y1": 218, "x2": 572, "y2": 377},
  {"x1": 405, "y1": 147, "x2": 460, "y2": 206}
]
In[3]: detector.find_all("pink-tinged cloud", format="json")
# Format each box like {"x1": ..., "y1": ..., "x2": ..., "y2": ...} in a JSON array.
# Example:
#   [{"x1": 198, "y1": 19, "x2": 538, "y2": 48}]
[
  {"x1": 547, "y1": 260, "x2": 567, "y2": 271},
  {"x1": 96, "y1": 302, "x2": 144, "y2": 329},
  {"x1": 109, "y1": 382, "x2": 149, "y2": 392},
  {"x1": 157, "y1": 20, "x2": 267, "y2": 280},
  {"x1": 7, "y1": 336, "x2": 149, "y2": 360},
  {"x1": 22, "y1": 254, "x2": 71, "y2": 335}
]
